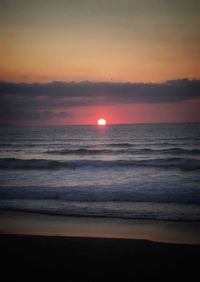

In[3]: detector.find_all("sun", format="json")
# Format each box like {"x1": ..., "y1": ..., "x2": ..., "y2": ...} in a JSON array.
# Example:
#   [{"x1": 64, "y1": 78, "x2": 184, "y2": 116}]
[{"x1": 97, "y1": 118, "x2": 106, "y2": 125}]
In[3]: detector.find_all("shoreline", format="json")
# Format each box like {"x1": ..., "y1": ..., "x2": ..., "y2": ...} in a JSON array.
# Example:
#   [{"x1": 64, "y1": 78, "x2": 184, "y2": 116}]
[{"x1": 1, "y1": 210, "x2": 200, "y2": 245}]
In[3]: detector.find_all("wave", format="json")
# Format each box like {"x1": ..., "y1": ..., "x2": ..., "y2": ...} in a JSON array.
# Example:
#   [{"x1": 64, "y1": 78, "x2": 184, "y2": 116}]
[
  {"x1": 46, "y1": 147, "x2": 200, "y2": 155},
  {"x1": 0, "y1": 185, "x2": 200, "y2": 204},
  {"x1": 106, "y1": 143, "x2": 134, "y2": 147},
  {"x1": 0, "y1": 157, "x2": 200, "y2": 171},
  {"x1": 1, "y1": 201, "x2": 200, "y2": 221},
  {"x1": 104, "y1": 141, "x2": 200, "y2": 147},
  {"x1": 0, "y1": 143, "x2": 73, "y2": 148},
  {"x1": 46, "y1": 148, "x2": 113, "y2": 155},
  {"x1": 151, "y1": 148, "x2": 200, "y2": 155},
  {"x1": 0, "y1": 184, "x2": 200, "y2": 221}
]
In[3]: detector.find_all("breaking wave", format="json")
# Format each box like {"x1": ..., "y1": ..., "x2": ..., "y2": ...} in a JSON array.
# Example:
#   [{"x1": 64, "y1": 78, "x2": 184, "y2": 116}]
[
  {"x1": 0, "y1": 184, "x2": 200, "y2": 204},
  {"x1": 46, "y1": 147, "x2": 200, "y2": 155},
  {"x1": 0, "y1": 157, "x2": 200, "y2": 170}
]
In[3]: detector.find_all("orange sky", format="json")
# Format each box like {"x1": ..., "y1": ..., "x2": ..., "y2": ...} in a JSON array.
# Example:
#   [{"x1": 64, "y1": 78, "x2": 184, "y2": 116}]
[
  {"x1": 0, "y1": 0, "x2": 200, "y2": 124},
  {"x1": 0, "y1": 0, "x2": 199, "y2": 83}
]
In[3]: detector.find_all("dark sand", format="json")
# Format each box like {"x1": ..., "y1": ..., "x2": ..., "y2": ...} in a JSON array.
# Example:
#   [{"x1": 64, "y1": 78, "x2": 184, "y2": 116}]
[{"x1": 1, "y1": 234, "x2": 200, "y2": 281}]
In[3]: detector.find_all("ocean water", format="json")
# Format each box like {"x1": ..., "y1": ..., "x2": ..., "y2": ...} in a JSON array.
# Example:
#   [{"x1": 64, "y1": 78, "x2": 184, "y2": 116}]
[{"x1": 0, "y1": 123, "x2": 200, "y2": 221}]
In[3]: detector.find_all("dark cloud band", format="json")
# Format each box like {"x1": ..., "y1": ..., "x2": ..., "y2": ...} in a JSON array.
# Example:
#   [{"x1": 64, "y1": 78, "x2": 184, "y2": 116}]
[{"x1": 0, "y1": 79, "x2": 199, "y2": 123}]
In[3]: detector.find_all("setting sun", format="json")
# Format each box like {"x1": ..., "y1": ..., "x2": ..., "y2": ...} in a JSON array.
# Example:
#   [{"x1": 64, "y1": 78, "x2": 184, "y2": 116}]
[{"x1": 97, "y1": 118, "x2": 106, "y2": 125}]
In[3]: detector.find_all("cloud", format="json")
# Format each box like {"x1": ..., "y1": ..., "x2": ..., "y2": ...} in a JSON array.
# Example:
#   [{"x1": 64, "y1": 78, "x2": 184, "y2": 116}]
[
  {"x1": 0, "y1": 78, "x2": 199, "y2": 124},
  {"x1": 0, "y1": 108, "x2": 73, "y2": 123}
]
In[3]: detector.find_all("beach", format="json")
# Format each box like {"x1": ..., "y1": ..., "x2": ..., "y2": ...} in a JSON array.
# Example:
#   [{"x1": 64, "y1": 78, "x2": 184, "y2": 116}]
[
  {"x1": 1, "y1": 211, "x2": 200, "y2": 280},
  {"x1": 1, "y1": 233, "x2": 200, "y2": 281}
]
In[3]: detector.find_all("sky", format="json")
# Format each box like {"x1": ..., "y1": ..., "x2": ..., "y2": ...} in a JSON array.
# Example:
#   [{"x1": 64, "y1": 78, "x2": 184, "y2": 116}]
[{"x1": 0, "y1": 0, "x2": 200, "y2": 125}]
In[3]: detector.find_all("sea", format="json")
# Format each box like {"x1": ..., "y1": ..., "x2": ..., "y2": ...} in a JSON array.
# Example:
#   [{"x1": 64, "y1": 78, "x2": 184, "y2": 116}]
[{"x1": 0, "y1": 123, "x2": 200, "y2": 222}]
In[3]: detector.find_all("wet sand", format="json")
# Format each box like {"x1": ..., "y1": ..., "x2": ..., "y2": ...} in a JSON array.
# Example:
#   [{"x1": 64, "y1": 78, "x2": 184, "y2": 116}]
[{"x1": 0, "y1": 211, "x2": 200, "y2": 244}]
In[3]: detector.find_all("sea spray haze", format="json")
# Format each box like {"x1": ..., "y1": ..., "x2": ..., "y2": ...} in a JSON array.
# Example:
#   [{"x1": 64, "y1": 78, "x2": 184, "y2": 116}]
[{"x1": 0, "y1": 123, "x2": 200, "y2": 221}]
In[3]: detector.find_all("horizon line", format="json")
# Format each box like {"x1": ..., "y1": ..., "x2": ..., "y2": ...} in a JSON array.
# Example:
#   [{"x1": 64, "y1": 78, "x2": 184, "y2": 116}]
[
  {"x1": 1, "y1": 77, "x2": 200, "y2": 85},
  {"x1": 1, "y1": 121, "x2": 200, "y2": 127}
]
